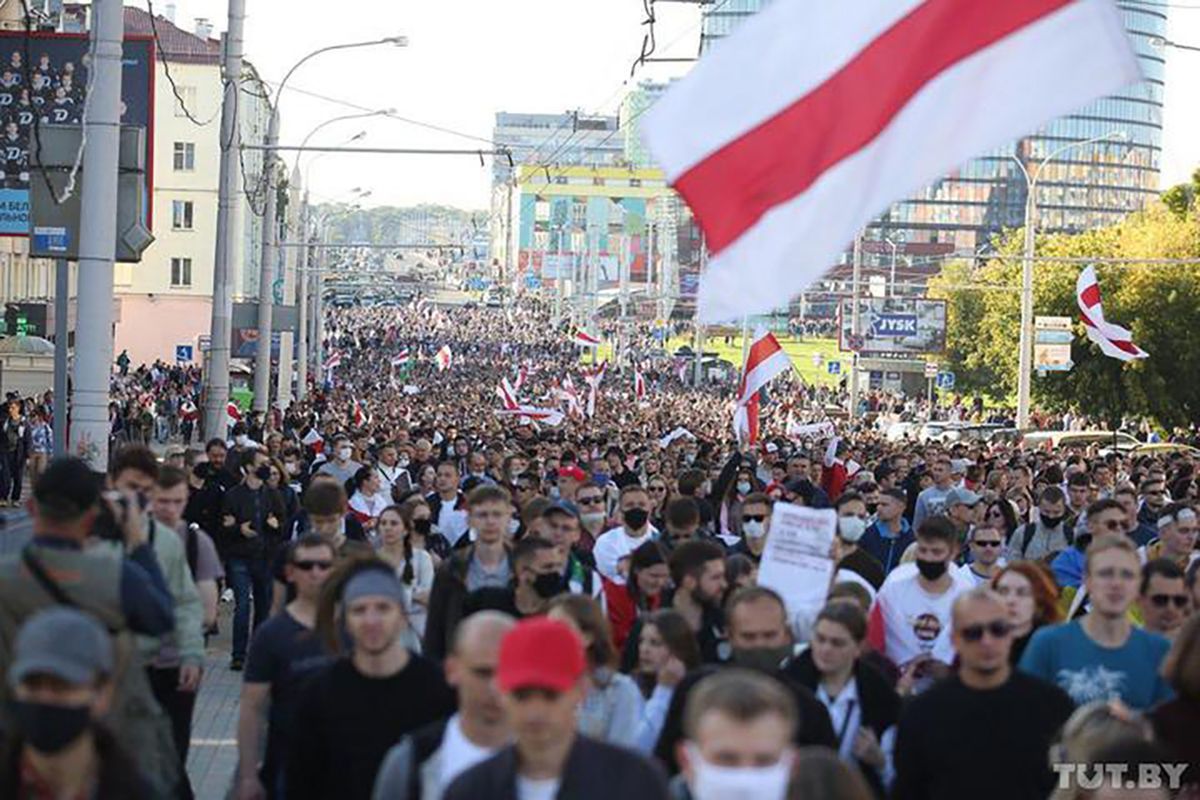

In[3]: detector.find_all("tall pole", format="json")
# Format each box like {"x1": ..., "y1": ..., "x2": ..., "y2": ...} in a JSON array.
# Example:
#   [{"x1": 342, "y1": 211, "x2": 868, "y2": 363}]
[
  {"x1": 1016, "y1": 188, "x2": 1036, "y2": 430},
  {"x1": 253, "y1": 109, "x2": 280, "y2": 413},
  {"x1": 504, "y1": 178, "x2": 514, "y2": 295},
  {"x1": 314, "y1": 226, "x2": 327, "y2": 385},
  {"x1": 204, "y1": 1, "x2": 246, "y2": 441},
  {"x1": 848, "y1": 234, "x2": 863, "y2": 420},
  {"x1": 52, "y1": 259, "x2": 68, "y2": 457},
  {"x1": 693, "y1": 234, "x2": 707, "y2": 386},
  {"x1": 69, "y1": 0, "x2": 124, "y2": 469},
  {"x1": 296, "y1": 190, "x2": 309, "y2": 401}
]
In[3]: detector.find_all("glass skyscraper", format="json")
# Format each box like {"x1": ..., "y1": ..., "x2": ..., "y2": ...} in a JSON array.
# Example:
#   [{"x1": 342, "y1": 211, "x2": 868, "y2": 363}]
[{"x1": 700, "y1": 1, "x2": 1166, "y2": 253}]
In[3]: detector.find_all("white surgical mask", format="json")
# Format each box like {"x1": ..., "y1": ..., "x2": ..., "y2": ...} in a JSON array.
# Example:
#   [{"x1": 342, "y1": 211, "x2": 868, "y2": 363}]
[
  {"x1": 742, "y1": 519, "x2": 767, "y2": 540},
  {"x1": 337, "y1": 446, "x2": 353, "y2": 461},
  {"x1": 507, "y1": 519, "x2": 520, "y2": 536},
  {"x1": 838, "y1": 515, "x2": 867, "y2": 543},
  {"x1": 581, "y1": 511, "x2": 606, "y2": 528},
  {"x1": 397, "y1": 456, "x2": 410, "y2": 468},
  {"x1": 687, "y1": 745, "x2": 793, "y2": 800},
  {"x1": 736, "y1": 481, "x2": 752, "y2": 496}
]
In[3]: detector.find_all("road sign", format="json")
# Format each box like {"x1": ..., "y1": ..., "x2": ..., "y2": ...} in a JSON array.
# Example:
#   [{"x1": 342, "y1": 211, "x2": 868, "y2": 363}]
[
  {"x1": 936, "y1": 371, "x2": 956, "y2": 390},
  {"x1": 811, "y1": 353, "x2": 824, "y2": 367},
  {"x1": 198, "y1": 335, "x2": 212, "y2": 353},
  {"x1": 827, "y1": 361, "x2": 842, "y2": 375},
  {"x1": 1036, "y1": 315, "x2": 1073, "y2": 332},
  {"x1": 175, "y1": 344, "x2": 193, "y2": 363},
  {"x1": 924, "y1": 362, "x2": 938, "y2": 378}
]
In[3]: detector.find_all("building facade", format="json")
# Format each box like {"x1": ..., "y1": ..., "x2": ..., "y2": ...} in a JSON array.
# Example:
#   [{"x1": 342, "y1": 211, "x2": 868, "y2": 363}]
[{"x1": 699, "y1": 1, "x2": 1166, "y2": 254}]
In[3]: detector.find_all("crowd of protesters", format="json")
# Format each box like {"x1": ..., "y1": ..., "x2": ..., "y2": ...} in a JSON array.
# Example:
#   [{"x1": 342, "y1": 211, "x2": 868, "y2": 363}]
[{"x1": 0, "y1": 295, "x2": 1197, "y2": 800}]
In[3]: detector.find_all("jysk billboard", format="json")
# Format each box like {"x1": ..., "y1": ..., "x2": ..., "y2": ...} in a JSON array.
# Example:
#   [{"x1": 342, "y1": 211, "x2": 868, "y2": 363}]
[
  {"x1": 0, "y1": 31, "x2": 155, "y2": 236},
  {"x1": 839, "y1": 298, "x2": 947, "y2": 355}
]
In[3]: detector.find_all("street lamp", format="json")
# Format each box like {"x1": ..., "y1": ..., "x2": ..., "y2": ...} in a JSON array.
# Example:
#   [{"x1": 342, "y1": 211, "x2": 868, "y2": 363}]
[
  {"x1": 882, "y1": 235, "x2": 899, "y2": 297},
  {"x1": 252, "y1": 38, "x2": 407, "y2": 414},
  {"x1": 1012, "y1": 129, "x2": 1128, "y2": 429}
]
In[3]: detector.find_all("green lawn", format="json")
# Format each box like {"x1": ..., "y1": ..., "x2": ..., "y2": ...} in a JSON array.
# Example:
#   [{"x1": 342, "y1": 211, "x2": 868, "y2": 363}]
[{"x1": 667, "y1": 335, "x2": 844, "y2": 387}]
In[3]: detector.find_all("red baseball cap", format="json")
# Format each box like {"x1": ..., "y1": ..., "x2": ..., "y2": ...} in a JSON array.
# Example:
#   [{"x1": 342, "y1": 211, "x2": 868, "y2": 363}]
[
  {"x1": 558, "y1": 465, "x2": 587, "y2": 483},
  {"x1": 496, "y1": 618, "x2": 586, "y2": 693}
]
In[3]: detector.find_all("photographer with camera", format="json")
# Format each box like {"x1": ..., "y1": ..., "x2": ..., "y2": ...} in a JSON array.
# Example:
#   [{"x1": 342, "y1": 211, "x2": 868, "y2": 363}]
[{"x1": 0, "y1": 456, "x2": 184, "y2": 797}]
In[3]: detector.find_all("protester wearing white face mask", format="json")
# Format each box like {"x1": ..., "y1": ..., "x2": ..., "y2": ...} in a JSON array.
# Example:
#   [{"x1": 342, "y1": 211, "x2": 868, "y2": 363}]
[
  {"x1": 835, "y1": 492, "x2": 885, "y2": 591},
  {"x1": 730, "y1": 493, "x2": 772, "y2": 565},
  {"x1": 671, "y1": 670, "x2": 797, "y2": 800},
  {"x1": 317, "y1": 435, "x2": 362, "y2": 487}
]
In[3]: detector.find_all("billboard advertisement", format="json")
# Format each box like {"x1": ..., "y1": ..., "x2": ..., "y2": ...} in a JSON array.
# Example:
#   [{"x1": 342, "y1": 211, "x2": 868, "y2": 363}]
[
  {"x1": 839, "y1": 298, "x2": 947, "y2": 355},
  {"x1": 0, "y1": 31, "x2": 155, "y2": 236}
]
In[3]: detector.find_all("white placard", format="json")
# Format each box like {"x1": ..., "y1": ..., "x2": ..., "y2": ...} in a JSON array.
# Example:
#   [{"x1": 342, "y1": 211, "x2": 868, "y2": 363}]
[{"x1": 757, "y1": 503, "x2": 837, "y2": 638}]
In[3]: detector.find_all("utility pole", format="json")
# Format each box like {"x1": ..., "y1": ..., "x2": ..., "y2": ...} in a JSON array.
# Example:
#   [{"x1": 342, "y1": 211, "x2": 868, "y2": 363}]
[
  {"x1": 204, "y1": 0, "x2": 246, "y2": 441},
  {"x1": 253, "y1": 108, "x2": 280, "y2": 413},
  {"x1": 296, "y1": 189, "x2": 309, "y2": 400},
  {"x1": 504, "y1": 178, "x2": 514, "y2": 296},
  {"x1": 693, "y1": 235, "x2": 707, "y2": 387},
  {"x1": 52, "y1": 259, "x2": 68, "y2": 457},
  {"x1": 848, "y1": 234, "x2": 863, "y2": 420},
  {"x1": 69, "y1": 0, "x2": 124, "y2": 469}
]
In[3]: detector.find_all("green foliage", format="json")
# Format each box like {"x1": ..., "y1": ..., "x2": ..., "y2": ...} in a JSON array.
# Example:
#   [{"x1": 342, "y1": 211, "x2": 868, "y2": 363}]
[{"x1": 935, "y1": 201, "x2": 1200, "y2": 427}]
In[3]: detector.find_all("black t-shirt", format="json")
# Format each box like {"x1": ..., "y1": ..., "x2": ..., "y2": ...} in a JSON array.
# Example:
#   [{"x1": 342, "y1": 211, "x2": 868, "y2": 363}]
[
  {"x1": 892, "y1": 673, "x2": 1074, "y2": 800},
  {"x1": 839, "y1": 547, "x2": 886, "y2": 590},
  {"x1": 287, "y1": 653, "x2": 457, "y2": 800},
  {"x1": 243, "y1": 610, "x2": 333, "y2": 783}
]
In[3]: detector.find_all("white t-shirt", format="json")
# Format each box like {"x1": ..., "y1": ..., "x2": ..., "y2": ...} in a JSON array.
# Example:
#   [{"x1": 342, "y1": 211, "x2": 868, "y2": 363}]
[
  {"x1": 349, "y1": 491, "x2": 390, "y2": 521},
  {"x1": 592, "y1": 525, "x2": 656, "y2": 584},
  {"x1": 517, "y1": 775, "x2": 561, "y2": 800},
  {"x1": 867, "y1": 568, "x2": 973, "y2": 667},
  {"x1": 438, "y1": 714, "x2": 500, "y2": 794}
]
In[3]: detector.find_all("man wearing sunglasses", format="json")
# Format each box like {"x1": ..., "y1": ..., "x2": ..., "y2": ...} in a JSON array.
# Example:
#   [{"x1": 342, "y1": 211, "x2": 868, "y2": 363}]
[
  {"x1": 1137, "y1": 559, "x2": 1193, "y2": 640},
  {"x1": 965, "y1": 525, "x2": 1006, "y2": 587},
  {"x1": 237, "y1": 535, "x2": 336, "y2": 800},
  {"x1": 1020, "y1": 535, "x2": 1173, "y2": 710},
  {"x1": 893, "y1": 588, "x2": 1073, "y2": 800}
]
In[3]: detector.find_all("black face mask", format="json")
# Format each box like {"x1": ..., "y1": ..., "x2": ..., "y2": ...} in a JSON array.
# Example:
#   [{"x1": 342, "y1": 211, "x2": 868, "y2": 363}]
[
  {"x1": 731, "y1": 645, "x2": 794, "y2": 674},
  {"x1": 623, "y1": 508, "x2": 650, "y2": 530},
  {"x1": 1040, "y1": 514, "x2": 1064, "y2": 529},
  {"x1": 532, "y1": 572, "x2": 565, "y2": 599},
  {"x1": 412, "y1": 518, "x2": 432, "y2": 535},
  {"x1": 13, "y1": 700, "x2": 91, "y2": 754},
  {"x1": 916, "y1": 558, "x2": 948, "y2": 581}
]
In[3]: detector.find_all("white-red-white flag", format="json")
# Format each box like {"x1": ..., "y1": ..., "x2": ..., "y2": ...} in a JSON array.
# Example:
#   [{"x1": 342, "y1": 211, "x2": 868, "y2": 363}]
[
  {"x1": 391, "y1": 348, "x2": 411, "y2": 368},
  {"x1": 323, "y1": 351, "x2": 343, "y2": 371},
  {"x1": 582, "y1": 361, "x2": 608, "y2": 418},
  {"x1": 1076, "y1": 265, "x2": 1147, "y2": 362},
  {"x1": 496, "y1": 378, "x2": 520, "y2": 410},
  {"x1": 435, "y1": 345, "x2": 453, "y2": 372},
  {"x1": 495, "y1": 407, "x2": 566, "y2": 427},
  {"x1": 226, "y1": 401, "x2": 242, "y2": 423},
  {"x1": 634, "y1": 369, "x2": 647, "y2": 401},
  {"x1": 734, "y1": 330, "x2": 792, "y2": 444},
  {"x1": 643, "y1": 0, "x2": 1140, "y2": 323},
  {"x1": 572, "y1": 330, "x2": 601, "y2": 348}
]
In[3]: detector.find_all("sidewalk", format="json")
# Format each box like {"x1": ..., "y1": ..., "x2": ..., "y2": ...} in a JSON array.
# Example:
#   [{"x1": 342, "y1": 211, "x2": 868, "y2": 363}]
[{"x1": 188, "y1": 620, "x2": 241, "y2": 800}]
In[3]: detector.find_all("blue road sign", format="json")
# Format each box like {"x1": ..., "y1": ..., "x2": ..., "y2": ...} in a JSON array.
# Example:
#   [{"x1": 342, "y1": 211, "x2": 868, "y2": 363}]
[
  {"x1": 936, "y1": 371, "x2": 956, "y2": 390},
  {"x1": 175, "y1": 344, "x2": 194, "y2": 363},
  {"x1": 828, "y1": 361, "x2": 842, "y2": 375}
]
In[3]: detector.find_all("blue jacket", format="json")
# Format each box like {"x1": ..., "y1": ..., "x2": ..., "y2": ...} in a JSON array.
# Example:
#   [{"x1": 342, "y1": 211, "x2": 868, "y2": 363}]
[{"x1": 859, "y1": 518, "x2": 914, "y2": 575}]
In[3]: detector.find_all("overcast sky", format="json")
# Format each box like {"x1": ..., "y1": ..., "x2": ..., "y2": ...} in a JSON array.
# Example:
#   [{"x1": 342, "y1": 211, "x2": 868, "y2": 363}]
[{"x1": 141, "y1": 0, "x2": 1200, "y2": 211}]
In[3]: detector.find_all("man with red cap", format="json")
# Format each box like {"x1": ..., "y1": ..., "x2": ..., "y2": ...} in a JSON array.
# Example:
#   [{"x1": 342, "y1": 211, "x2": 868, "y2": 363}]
[{"x1": 444, "y1": 617, "x2": 667, "y2": 800}]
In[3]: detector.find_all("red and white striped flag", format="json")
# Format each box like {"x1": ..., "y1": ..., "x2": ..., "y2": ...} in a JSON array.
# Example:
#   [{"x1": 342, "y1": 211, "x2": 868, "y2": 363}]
[
  {"x1": 643, "y1": 0, "x2": 1140, "y2": 323},
  {"x1": 323, "y1": 351, "x2": 343, "y2": 372},
  {"x1": 582, "y1": 361, "x2": 608, "y2": 418},
  {"x1": 634, "y1": 369, "x2": 646, "y2": 401},
  {"x1": 435, "y1": 345, "x2": 453, "y2": 372},
  {"x1": 496, "y1": 378, "x2": 520, "y2": 410},
  {"x1": 733, "y1": 330, "x2": 792, "y2": 444},
  {"x1": 353, "y1": 399, "x2": 369, "y2": 428},
  {"x1": 226, "y1": 401, "x2": 242, "y2": 424},
  {"x1": 391, "y1": 348, "x2": 411, "y2": 368},
  {"x1": 572, "y1": 330, "x2": 601, "y2": 348},
  {"x1": 1076, "y1": 265, "x2": 1147, "y2": 362}
]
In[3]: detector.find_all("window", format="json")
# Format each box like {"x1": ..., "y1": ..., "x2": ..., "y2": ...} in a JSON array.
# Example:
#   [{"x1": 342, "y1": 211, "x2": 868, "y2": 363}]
[
  {"x1": 173, "y1": 86, "x2": 197, "y2": 118},
  {"x1": 170, "y1": 257, "x2": 192, "y2": 288},
  {"x1": 171, "y1": 200, "x2": 194, "y2": 230},
  {"x1": 173, "y1": 142, "x2": 195, "y2": 171}
]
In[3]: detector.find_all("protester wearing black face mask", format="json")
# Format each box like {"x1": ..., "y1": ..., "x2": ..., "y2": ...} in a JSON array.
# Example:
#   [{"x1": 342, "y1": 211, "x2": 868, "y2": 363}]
[
  {"x1": 1006, "y1": 486, "x2": 1073, "y2": 562},
  {"x1": 653, "y1": 586, "x2": 837, "y2": 775},
  {"x1": 0, "y1": 608, "x2": 147, "y2": 797},
  {"x1": 462, "y1": 536, "x2": 565, "y2": 619}
]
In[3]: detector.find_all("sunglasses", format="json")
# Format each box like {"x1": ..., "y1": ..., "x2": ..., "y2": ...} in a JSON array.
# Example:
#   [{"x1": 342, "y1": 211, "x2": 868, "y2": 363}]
[
  {"x1": 648, "y1": 486, "x2": 668, "y2": 493},
  {"x1": 1149, "y1": 594, "x2": 1190, "y2": 609},
  {"x1": 973, "y1": 540, "x2": 1003, "y2": 548},
  {"x1": 292, "y1": 560, "x2": 333, "y2": 572},
  {"x1": 578, "y1": 496, "x2": 604, "y2": 506},
  {"x1": 743, "y1": 514, "x2": 767, "y2": 523},
  {"x1": 959, "y1": 620, "x2": 1011, "y2": 642}
]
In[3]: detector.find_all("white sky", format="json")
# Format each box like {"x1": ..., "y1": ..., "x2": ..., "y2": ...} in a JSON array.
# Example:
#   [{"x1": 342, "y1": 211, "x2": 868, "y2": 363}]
[{"x1": 141, "y1": 0, "x2": 1200, "y2": 210}]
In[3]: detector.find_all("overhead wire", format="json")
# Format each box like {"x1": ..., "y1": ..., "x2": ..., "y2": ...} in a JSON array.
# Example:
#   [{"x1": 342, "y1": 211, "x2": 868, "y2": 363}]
[{"x1": 143, "y1": 0, "x2": 222, "y2": 126}]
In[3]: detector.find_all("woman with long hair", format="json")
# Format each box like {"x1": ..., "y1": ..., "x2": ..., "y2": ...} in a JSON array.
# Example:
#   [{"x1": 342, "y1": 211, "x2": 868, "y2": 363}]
[
  {"x1": 399, "y1": 495, "x2": 448, "y2": 564},
  {"x1": 601, "y1": 540, "x2": 670, "y2": 653},
  {"x1": 375, "y1": 505, "x2": 435, "y2": 638},
  {"x1": 548, "y1": 594, "x2": 644, "y2": 750},
  {"x1": 983, "y1": 498, "x2": 1019, "y2": 546},
  {"x1": 991, "y1": 561, "x2": 1062, "y2": 664},
  {"x1": 630, "y1": 609, "x2": 700, "y2": 753},
  {"x1": 647, "y1": 476, "x2": 672, "y2": 531}
]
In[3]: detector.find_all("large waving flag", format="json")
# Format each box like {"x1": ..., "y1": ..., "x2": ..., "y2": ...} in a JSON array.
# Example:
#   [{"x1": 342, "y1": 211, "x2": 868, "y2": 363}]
[
  {"x1": 643, "y1": 0, "x2": 1140, "y2": 322},
  {"x1": 572, "y1": 330, "x2": 602, "y2": 348},
  {"x1": 582, "y1": 361, "x2": 608, "y2": 418},
  {"x1": 733, "y1": 330, "x2": 792, "y2": 444},
  {"x1": 435, "y1": 345, "x2": 453, "y2": 372},
  {"x1": 1076, "y1": 265, "x2": 1148, "y2": 362}
]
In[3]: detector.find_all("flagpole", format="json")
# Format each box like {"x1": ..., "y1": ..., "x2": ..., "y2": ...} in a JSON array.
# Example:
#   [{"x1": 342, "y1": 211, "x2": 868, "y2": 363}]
[{"x1": 849, "y1": 233, "x2": 863, "y2": 420}]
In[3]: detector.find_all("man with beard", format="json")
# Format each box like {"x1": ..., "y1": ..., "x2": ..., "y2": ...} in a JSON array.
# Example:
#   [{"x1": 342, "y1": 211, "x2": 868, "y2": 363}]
[{"x1": 653, "y1": 586, "x2": 836, "y2": 774}]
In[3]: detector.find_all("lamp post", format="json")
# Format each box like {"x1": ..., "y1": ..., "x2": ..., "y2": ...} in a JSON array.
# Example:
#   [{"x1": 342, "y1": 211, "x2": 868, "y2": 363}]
[
  {"x1": 1011, "y1": 130, "x2": 1127, "y2": 429},
  {"x1": 883, "y1": 235, "x2": 899, "y2": 298},
  {"x1": 250, "y1": 37, "x2": 406, "y2": 415}
]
